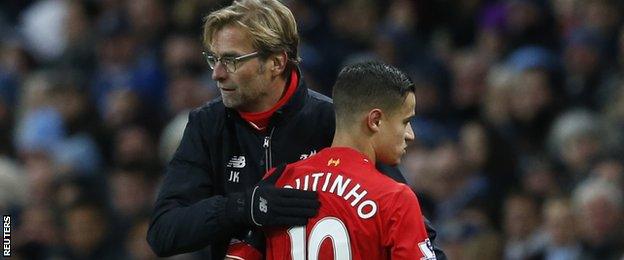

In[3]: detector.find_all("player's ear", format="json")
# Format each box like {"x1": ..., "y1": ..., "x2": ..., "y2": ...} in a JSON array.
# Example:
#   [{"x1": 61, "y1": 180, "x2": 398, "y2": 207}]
[
  {"x1": 270, "y1": 51, "x2": 287, "y2": 76},
  {"x1": 366, "y1": 109, "x2": 383, "y2": 133}
]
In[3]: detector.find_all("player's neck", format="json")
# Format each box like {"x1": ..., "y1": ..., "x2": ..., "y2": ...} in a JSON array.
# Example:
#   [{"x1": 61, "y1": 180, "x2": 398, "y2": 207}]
[{"x1": 331, "y1": 131, "x2": 375, "y2": 163}]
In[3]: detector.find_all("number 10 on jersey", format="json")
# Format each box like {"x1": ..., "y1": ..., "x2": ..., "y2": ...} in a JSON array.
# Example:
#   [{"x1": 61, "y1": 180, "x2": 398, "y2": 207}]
[{"x1": 287, "y1": 217, "x2": 352, "y2": 260}]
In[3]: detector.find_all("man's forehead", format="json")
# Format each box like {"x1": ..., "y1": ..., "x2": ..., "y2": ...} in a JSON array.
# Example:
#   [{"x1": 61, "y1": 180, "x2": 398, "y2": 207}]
[
  {"x1": 209, "y1": 25, "x2": 254, "y2": 54},
  {"x1": 402, "y1": 92, "x2": 416, "y2": 112},
  {"x1": 397, "y1": 92, "x2": 416, "y2": 118}
]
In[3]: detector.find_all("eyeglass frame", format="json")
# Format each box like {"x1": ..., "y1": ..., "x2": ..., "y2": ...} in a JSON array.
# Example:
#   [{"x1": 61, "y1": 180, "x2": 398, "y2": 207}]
[{"x1": 202, "y1": 51, "x2": 262, "y2": 73}]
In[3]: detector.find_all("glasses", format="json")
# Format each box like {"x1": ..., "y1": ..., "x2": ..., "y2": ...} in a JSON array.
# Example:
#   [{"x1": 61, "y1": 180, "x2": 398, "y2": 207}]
[{"x1": 202, "y1": 51, "x2": 261, "y2": 73}]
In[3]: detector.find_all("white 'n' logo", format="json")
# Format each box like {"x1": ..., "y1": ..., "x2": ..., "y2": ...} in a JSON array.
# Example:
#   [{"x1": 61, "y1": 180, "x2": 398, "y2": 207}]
[
  {"x1": 300, "y1": 150, "x2": 317, "y2": 160},
  {"x1": 259, "y1": 197, "x2": 268, "y2": 213},
  {"x1": 227, "y1": 156, "x2": 246, "y2": 168}
]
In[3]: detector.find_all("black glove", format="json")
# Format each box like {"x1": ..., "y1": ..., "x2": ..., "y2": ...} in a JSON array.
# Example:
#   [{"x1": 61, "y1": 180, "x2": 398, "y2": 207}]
[{"x1": 224, "y1": 166, "x2": 320, "y2": 227}]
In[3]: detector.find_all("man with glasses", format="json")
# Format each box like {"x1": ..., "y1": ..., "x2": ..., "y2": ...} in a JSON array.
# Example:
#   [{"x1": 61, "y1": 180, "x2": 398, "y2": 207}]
[{"x1": 147, "y1": 0, "x2": 445, "y2": 259}]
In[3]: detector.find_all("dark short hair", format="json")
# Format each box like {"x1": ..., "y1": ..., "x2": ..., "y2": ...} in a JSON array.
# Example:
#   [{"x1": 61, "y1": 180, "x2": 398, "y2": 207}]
[{"x1": 332, "y1": 62, "x2": 415, "y2": 124}]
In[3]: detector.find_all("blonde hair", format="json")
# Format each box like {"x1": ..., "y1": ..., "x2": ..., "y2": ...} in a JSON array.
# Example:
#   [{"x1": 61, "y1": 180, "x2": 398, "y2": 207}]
[{"x1": 203, "y1": 0, "x2": 300, "y2": 70}]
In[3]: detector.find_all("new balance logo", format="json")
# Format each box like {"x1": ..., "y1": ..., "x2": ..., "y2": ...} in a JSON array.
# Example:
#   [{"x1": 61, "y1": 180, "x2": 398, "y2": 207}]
[
  {"x1": 227, "y1": 156, "x2": 246, "y2": 168},
  {"x1": 327, "y1": 158, "x2": 340, "y2": 166},
  {"x1": 259, "y1": 197, "x2": 268, "y2": 213},
  {"x1": 300, "y1": 150, "x2": 317, "y2": 160}
]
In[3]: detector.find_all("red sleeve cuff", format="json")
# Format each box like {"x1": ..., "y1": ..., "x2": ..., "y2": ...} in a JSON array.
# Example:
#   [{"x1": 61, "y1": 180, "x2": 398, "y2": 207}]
[{"x1": 225, "y1": 241, "x2": 263, "y2": 260}]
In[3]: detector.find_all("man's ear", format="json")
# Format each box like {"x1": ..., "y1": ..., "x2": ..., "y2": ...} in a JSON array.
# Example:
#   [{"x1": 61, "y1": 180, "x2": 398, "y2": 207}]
[
  {"x1": 270, "y1": 51, "x2": 288, "y2": 77},
  {"x1": 366, "y1": 109, "x2": 383, "y2": 133}
]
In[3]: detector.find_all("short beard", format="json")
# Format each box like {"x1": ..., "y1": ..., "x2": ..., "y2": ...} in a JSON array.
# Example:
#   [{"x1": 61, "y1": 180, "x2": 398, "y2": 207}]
[{"x1": 257, "y1": 62, "x2": 266, "y2": 74}]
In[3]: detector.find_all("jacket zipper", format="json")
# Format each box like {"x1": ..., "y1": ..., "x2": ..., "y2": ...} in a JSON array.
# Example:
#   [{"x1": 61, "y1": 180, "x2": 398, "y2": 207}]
[{"x1": 263, "y1": 127, "x2": 276, "y2": 173}]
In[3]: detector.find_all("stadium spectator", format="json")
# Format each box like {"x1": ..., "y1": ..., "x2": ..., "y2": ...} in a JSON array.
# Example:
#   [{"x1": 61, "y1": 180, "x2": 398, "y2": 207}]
[
  {"x1": 502, "y1": 192, "x2": 548, "y2": 260},
  {"x1": 534, "y1": 197, "x2": 583, "y2": 260},
  {"x1": 573, "y1": 178, "x2": 624, "y2": 258}
]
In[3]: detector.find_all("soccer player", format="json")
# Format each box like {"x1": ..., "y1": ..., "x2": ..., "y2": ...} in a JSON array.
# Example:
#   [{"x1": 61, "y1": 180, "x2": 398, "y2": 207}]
[{"x1": 227, "y1": 62, "x2": 437, "y2": 259}]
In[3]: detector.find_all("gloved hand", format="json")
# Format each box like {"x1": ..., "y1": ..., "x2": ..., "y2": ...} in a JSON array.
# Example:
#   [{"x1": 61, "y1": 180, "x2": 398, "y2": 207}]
[{"x1": 224, "y1": 166, "x2": 320, "y2": 227}]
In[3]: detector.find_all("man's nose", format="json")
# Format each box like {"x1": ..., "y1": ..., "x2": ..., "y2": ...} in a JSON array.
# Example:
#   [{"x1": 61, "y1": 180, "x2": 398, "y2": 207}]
[
  {"x1": 405, "y1": 122, "x2": 415, "y2": 142},
  {"x1": 211, "y1": 62, "x2": 228, "y2": 81}
]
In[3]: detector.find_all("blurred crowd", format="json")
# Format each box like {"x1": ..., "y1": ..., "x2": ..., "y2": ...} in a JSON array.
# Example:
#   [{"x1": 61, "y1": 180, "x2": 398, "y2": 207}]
[{"x1": 0, "y1": 0, "x2": 623, "y2": 259}]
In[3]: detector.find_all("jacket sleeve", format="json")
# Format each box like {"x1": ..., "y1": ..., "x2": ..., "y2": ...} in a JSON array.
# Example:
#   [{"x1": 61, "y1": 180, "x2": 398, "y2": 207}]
[
  {"x1": 147, "y1": 110, "x2": 235, "y2": 257},
  {"x1": 376, "y1": 163, "x2": 447, "y2": 260}
]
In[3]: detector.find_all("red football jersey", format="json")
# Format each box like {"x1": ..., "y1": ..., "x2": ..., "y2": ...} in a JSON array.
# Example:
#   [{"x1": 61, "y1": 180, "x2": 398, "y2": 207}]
[{"x1": 261, "y1": 147, "x2": 435, "y2": 260}]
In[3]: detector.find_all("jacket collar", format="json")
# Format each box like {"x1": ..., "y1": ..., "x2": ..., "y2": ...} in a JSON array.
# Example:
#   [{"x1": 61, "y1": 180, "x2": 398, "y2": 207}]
[{"x1": 274, "y1": 66, "x2": 307, "y2": 120}]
